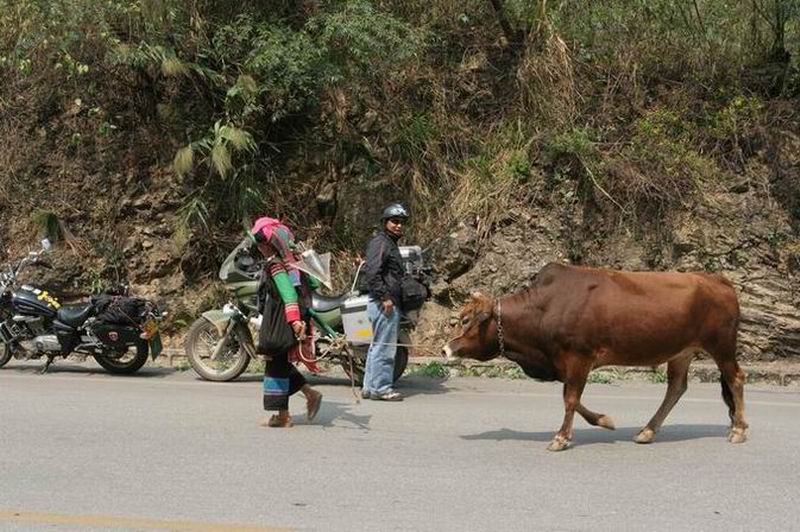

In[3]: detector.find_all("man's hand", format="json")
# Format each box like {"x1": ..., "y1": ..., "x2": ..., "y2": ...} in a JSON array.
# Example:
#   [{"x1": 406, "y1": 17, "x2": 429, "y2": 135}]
[
  {"x1": 291, "y1": 320, "x2": 306, "y2": 338},
  {"x1": 382, "y1": 299, "x2": 394, "y2": 316}
]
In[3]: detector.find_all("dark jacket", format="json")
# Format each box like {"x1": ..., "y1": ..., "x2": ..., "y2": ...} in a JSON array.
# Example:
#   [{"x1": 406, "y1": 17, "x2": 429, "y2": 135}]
[{"x1": 364, "y1": 231, "x2": 404, "y2": 304}]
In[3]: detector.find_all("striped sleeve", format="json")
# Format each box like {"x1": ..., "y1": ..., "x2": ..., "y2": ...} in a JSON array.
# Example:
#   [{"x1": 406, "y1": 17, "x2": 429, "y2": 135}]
[{"x1": 269, "y1": 262, "x2": 301, "y2": 323}]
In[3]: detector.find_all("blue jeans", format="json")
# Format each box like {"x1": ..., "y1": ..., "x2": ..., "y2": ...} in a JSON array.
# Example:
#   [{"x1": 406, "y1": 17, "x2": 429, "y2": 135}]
[{"x1": 363, "y1": 298, "x2": 400, "y2": 395}]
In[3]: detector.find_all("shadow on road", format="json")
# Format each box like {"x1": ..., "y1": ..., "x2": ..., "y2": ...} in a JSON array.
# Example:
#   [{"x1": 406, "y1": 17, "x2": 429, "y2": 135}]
[
  {"x1": 461, "y1": 424, "x2": 730, "y2": 446},
  {"x1": 238, "y1": 372, "x2": 451, "y2": 399},
  {"x1": 314, "y1": 398, "x2": 373, "y2": 430},
  {"x1": 1, "y1": 362, "x2": 181, "y2": 379},
  {"x1": 395, "y1": 375, "x2": 449, "y2": 398}
]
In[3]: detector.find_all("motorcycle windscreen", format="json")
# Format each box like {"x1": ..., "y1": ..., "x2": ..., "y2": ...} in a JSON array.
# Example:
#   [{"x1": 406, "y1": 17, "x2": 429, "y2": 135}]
[
  {"x1": 288, "y1": 250, "x2": 332, "y2": 289},
  {"x1": 218, "y1": 238, "x2": 253, "y2": 281}
]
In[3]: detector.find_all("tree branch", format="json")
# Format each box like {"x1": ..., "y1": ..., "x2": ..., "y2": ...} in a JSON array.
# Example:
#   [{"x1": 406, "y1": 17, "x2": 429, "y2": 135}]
[
  {"x1": 487, "y1": 0, "x2": 519, "y2": 44},
  {"x1": 752, "y1": 0, "x2": 777, "y2": 31}
]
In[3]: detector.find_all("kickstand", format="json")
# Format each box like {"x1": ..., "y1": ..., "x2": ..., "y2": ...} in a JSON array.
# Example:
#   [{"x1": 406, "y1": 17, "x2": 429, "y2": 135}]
[{"x1": 40, "y1": 355, "x2": 56, "y2": 374}]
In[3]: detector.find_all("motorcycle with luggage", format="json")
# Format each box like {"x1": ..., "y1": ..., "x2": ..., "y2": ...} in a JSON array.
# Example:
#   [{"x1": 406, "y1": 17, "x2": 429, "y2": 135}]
[
  {"x1": 184, "y1": 238, "x2": 429, "y2": 382},
  {"x1": 0, "y1": 239, "x2": 164, "y2": 374}
]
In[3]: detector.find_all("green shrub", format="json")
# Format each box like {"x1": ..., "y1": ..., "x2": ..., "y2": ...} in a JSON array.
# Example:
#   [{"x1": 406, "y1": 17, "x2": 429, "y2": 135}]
[
  {"x1": 544, "y1": 127, "x2": 597, "y2": 164},
  {"x1": 390, "y1": 113, "x2": 440, "y2": 162},
  {"x1": 648, "y1": 368, "x2": 669, "y2": 384},
  {"x1": 308, "y1": 1, "x2": 424, "y2": 77},
  {"x1": 32, "y1": 211, "x2": 63, "y2": 242},
  {"x1": 412, "y1": 361, "x2": 450, "y2": 379},
  {"x1": 587, "y1": 369, "x2": 625, "y2": 384}
]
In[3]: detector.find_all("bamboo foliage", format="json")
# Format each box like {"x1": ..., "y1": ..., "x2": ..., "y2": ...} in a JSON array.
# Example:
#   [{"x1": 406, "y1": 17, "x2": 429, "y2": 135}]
[{"x1": 173, "y1": 121, "x2": 256, "y2": 180}]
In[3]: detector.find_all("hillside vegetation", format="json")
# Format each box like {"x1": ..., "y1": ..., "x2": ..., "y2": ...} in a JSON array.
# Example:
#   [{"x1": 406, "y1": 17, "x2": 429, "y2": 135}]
[{"x1": 1, "y1": 0, "x2": 798, "y2": 357}]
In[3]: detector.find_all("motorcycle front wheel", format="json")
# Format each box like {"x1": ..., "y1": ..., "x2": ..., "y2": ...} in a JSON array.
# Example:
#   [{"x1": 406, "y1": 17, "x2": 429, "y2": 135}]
[
  {"x1": 185, "y1": 317, "x2": 250, "y2": 382},
  {"x1": 0, "y1": 343, "x2": 11, "y2": 368},
  {"x1": 94, "y1": 344, "x2": 149, "y2": 375}
]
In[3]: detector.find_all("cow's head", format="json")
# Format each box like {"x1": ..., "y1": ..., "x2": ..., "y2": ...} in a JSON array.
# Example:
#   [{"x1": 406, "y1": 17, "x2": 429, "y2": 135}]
[{"x1": 442, "y1": 292, "x2": 499, "y2": 361}]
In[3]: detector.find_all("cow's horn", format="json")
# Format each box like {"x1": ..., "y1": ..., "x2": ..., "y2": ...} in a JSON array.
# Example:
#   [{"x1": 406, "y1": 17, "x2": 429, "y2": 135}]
[{"x1": 471, "y1": 291, "x2": 483, "y2": 299}]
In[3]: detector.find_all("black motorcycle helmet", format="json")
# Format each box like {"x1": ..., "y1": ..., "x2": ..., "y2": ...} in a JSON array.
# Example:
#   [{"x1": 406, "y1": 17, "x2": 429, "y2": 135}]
[{"x1": 380, "y1": 203, "x2": 409, "y2": 223}]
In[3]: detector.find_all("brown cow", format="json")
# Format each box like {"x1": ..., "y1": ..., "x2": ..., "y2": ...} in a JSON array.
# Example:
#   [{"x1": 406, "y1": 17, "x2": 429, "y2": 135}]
[{"x1": 443, "y1": 262, "x2": 747, "y2": 451}]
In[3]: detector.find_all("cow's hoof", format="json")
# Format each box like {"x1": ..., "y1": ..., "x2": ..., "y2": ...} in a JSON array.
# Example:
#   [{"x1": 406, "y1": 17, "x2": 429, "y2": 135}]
[
  {"x1": 597, "y1": 415, "x2": 616, "y2": 430},
  {"x1": 634, "y1": 428, "x2": 655, "y2": 444},
  {"x1": 728, "y1": 428, "x2": 747, "y2": 444},
  {"x1": 547, "y1": 436, "x2": 570, "y2": 452}
]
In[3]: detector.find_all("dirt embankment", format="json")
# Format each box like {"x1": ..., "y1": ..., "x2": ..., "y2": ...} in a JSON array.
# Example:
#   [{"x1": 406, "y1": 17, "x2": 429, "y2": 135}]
[{"x1": 417, "y1": 135, "x2": 799, "y2": 361}]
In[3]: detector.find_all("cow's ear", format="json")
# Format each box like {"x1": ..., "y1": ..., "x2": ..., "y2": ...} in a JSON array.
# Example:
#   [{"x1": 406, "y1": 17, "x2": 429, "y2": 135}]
[
  {"x1": 479, "y1": 294, "x2": 495, "y2": 314},
  {"x1": 469, "y1": 293, "x2": 494, "y2": 323},
  {"x1": 471, "y1": 292, "x2": 491, "y2": 307}
]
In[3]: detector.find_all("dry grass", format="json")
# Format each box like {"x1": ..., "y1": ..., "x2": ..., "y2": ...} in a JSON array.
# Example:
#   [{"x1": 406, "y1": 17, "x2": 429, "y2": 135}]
[{"x1": 516, "y1": 27, "x2": 579, "y2": 130}]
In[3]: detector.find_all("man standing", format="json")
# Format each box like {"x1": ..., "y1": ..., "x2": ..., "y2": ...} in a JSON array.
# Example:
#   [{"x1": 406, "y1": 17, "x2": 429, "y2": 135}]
[{"x1": 361, "y1": 203, "x2": 409, "y2": 401}]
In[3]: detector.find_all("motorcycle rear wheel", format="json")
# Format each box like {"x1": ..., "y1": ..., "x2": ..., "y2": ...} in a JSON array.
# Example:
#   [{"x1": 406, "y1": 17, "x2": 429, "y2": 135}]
[
  {"x1": 185, "y1": 317, "x2": 250, "y2": 382},
  {"x1": 342, "y1": 345, "x2": 408, "y2": 386},
  {"x1": 94, "y1": 344, "x2": 149, "y2": 375},
  {"x1": 0, "y1": 343, "x2": 11, "y2": 368}
]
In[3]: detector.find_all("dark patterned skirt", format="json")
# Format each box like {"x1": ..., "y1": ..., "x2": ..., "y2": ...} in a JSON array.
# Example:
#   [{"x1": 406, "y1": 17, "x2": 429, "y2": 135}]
[{"x1": 263, "y1": 350, "x2": 307, "y2": 411}]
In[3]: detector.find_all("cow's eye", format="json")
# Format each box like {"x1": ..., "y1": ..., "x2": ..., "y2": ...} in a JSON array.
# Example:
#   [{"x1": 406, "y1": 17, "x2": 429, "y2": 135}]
[{"x1": 461, "y1": 316, "x2": 470, "y2": 326}]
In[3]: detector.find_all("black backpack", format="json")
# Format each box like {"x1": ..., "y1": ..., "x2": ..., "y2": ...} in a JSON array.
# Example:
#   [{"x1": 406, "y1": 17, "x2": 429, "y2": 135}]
[
  {"x1": 93, "y1": 295, "x2": 152, "y2": 326},
  {"x1": 400, "y1": 275, "x2": 430, "y2": 312}
]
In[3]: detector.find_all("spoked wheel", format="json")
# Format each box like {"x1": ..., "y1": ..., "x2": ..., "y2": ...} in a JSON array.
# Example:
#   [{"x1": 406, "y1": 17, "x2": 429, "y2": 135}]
[
  {"x1": 94, "y1": 344, "x2": 149, "y2": 375},
  {"x1": 0, "y1": 343, "x2": 11, "y2": 368},
  {"x1": 185, "y1": 317, "x2": 250, "y2": 382}
]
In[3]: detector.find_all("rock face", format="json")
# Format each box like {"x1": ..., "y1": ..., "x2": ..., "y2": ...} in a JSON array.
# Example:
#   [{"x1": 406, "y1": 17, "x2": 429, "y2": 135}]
[
  {"x1": 419, "y1": 167, "x2": 799, "y2": 362},
  {"x1": 666, "y1": 193, "x2": 799, "y2": 360}
]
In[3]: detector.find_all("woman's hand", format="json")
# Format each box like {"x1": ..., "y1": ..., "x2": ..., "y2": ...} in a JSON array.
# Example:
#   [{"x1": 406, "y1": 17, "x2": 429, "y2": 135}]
[{"x1": 291, "y1": 320, "x2": 306, "y2": 338}]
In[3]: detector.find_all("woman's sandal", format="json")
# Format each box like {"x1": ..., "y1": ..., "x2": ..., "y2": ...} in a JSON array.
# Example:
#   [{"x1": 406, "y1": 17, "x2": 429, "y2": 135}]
[
  {"x1": 307, "y1": 391, "x2": 323, "y2": 422},
  {"x1": 260, "y1": 414, "x2": 293, "y2": 428}
]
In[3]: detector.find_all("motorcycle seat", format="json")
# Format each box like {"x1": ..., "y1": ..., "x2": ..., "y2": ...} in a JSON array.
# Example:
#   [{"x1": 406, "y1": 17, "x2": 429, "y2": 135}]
[
  {"x1": 57, "y1": 304, "x2": 94, "y2": 328},
  {"x1": 311, "y1": 292, "x2": 349, "y2": 313}
]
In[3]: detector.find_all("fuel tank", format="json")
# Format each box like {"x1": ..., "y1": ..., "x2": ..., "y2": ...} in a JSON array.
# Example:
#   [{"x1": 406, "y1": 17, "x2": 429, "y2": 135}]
[{"x1": 11, "y1": 285, "x2": 60, "y2": 319}]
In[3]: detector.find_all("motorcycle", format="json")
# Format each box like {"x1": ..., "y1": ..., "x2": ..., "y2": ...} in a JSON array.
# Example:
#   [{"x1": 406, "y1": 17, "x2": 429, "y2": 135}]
[
  {"x1": 184, "y1": 239, "x2": 426, "y2": 382},
  {"x1": 0, "y1": 239, "x2": 164, "y2": 374}
]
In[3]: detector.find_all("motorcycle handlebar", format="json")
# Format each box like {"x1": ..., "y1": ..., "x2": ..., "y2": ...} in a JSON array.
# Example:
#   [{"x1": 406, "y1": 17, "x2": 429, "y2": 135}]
[
  {"x1": 1, "y1": 244, "x2": 55, "y2": 284},
  {"x1": 13, "y1": 257, "x2": 51, "y2": 274}
]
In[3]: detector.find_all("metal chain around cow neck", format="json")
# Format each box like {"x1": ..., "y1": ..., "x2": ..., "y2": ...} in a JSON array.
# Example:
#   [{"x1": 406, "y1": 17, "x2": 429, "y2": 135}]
[{"x1": 495, "y1": 299, "x2": 505, "y2": 356}]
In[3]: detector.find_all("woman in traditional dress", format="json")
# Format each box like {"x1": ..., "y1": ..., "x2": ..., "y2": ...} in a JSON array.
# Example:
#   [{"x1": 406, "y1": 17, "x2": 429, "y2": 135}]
[{"x1": 251, "y1": 217, "x2": 323, "y2": 428}]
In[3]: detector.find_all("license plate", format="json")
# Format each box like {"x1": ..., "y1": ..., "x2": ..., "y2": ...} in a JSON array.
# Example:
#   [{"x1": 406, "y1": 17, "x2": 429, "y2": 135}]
[{"x1": 141, "y1": 319, "x2": 158, "y2": 339}]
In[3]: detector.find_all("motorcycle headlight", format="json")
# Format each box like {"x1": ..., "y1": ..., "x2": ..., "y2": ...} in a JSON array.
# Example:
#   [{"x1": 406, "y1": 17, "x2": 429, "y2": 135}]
[{"x1": 222, "y1": 303, "x2": 239, "y2": 317}]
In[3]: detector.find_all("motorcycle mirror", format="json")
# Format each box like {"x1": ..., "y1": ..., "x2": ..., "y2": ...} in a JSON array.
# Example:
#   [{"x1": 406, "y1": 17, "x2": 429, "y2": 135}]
[{"x1": 41, "y1": 239, "x2": 52, "y2": 252}]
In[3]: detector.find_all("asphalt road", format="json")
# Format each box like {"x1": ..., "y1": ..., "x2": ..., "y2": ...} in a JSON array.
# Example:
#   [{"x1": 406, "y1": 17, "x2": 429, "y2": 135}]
[{"x1": 1, "y1": 360, "x2": 799, "y2": 531}]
